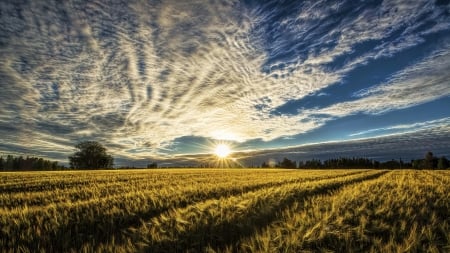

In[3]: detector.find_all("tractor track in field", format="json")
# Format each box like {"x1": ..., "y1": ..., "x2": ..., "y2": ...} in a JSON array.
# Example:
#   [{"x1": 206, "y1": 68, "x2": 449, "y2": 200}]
[
  {"x1": 1, "y1": 170, "x2": 371, "y2": 251},
  {"x1": 132, "y1": 170, "x2": 389, "y2": 252}
]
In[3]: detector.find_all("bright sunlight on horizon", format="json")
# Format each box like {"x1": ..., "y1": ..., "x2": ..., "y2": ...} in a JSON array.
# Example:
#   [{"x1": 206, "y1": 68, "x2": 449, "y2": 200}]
[
  {"x1": 1, "y1": 1, "x2": 449, "y2": 251},
  {"x1": 1, "y1": 0, "x2": 449, "y2": 166},
  {"x1": 214, "y1": 144, "x2": 232, "y2": 158}
]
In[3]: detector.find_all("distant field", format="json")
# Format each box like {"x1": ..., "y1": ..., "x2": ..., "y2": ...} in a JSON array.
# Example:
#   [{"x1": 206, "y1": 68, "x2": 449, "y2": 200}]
[{"x1": 0, "y1": 169, "x2": 448, "y2": 252}]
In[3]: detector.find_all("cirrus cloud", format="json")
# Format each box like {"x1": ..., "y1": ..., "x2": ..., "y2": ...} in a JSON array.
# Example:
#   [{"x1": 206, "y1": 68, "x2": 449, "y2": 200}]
[{"x1": 0, "y1": 0, "x2": 449, "y2": 163}]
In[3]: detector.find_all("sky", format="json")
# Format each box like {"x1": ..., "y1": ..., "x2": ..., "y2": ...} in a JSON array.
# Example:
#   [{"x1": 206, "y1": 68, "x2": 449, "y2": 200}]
[{"x1": 1, "y1": 0, "x2": 450, "y2": 166}]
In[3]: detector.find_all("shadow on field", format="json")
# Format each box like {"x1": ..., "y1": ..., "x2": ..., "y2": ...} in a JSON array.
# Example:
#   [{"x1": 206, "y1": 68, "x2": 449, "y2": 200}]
[
  {"x1": 9, "y1": 171, "x2": 371, "y2": 252},
  {"x1": 141, "y1": 171, "x2": 389, "y2": 252}
]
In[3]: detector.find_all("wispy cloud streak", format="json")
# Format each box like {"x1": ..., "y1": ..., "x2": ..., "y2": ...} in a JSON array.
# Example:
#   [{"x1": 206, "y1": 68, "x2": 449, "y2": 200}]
[
  {"x1": 310, "y1": 44, "x2": 450, "y2": 118},
  {"x1": 0, "y1": 0, "x2": 449, "y2": 161},
  {"x1": 349, "y1": 117, "x2": 450, "y2": 137}
]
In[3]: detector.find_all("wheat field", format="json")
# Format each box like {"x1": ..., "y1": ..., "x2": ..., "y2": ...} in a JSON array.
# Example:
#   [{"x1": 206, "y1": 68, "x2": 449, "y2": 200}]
[{"x1": 0, "y1": 169, "x2": 448, "y2": 252}]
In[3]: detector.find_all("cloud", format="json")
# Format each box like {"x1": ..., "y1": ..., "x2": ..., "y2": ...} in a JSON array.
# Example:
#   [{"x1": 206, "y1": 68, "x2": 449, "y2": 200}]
[
  {"x1": 349, "y1": 117, "x2": 450, "y2": 137},
  {"x1": 310, "y1": 44, "x2": 450, "y2": 118},
  {"x1": 240, "y1": 124, "x2": 450, "y2": 163},
  {"x1": 166, "y1": 123, "x2": 450, "y2": 167},
  {"x1": 0, "y1": 0, "x2": 449, "y2": 162}
]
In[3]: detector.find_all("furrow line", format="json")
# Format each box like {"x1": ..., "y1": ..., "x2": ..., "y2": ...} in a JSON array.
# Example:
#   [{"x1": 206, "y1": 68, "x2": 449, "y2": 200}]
[
  {"x1": 0, "y1": 170, "x2": 368, "y2": 251},
  {"x1": 118, "y1": 170, "x2": 388, "y2": 252}
]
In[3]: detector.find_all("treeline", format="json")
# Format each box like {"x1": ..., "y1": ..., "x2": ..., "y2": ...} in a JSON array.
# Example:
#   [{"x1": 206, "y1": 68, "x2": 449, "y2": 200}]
[
  {"x1": 262, "y1": 152, "x2": 450, "y2": 169},
  {"x1": 261, "y1": 157, "x2": 379, "y2": 169},
  {"x1": 0, "y1": 155, "x2": 64, "y2": 171},
  {"x1": 411, "y1": 151, "x2": 449, "y2": 169}
]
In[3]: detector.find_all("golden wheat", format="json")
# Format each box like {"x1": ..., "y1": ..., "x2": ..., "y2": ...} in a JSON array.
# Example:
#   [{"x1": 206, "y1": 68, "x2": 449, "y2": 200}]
[{"x1": 0, "y1": 169, "x2": 448, "y2": 252}]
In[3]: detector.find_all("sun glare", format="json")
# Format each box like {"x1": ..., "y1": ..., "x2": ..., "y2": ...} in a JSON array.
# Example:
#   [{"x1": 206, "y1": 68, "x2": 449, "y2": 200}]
[{"x1": 214, "y1": 144, "x2": 231, "y2": 158}]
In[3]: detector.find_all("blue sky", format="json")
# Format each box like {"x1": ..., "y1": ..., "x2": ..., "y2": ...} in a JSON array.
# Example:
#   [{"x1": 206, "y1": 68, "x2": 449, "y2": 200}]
[{"x1": 0, "y1": 0, "x2": 449, "y2": 166}]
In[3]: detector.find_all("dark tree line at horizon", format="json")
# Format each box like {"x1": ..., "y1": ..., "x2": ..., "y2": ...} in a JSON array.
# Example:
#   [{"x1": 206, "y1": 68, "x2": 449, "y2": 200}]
[
  {"x1": 1, "y1": 145, "x2": 449, "y2": 171},
  {"x1": 0, "y1": 155, "x2": 61, "y2": 171},
  {"x1": 0, "y1": 141, "x2": 114, "y2": 171},
  {"x1": 262, "y1": 152, "x2": 449, "y2": 170}
]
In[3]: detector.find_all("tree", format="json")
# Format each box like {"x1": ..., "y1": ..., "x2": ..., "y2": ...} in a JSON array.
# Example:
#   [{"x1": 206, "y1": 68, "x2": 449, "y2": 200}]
[
  {"x1": 424, "y1": 151, "x2": 437, "y2": 169},
  {"x1": 278, "y1": 157, "x2": 297, "y2": 168},
  {"x1": 147, "y1": 162, "x2": 158, "y2": 168},
  {"x1": 5, "y1": 155, "x2": 14, "y2": 171},
  {"x1": 437, "y1": 156, "x2": 449, "y2": 170},
  {"x1": 69, "y1": 141, "x2": 113, "y2": 169},
  {"x1": 305, "y1": 159, "x2": 322, "y2": 168},
  {"x1": 412, "y1": 159, "x2": 425, "y2": 169}
]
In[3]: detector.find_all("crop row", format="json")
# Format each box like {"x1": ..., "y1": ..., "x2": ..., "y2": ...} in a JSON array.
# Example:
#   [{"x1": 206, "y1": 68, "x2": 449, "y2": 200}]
[
  {"x1": 0, "y1": 169, "x2": 366, "y2": 208},
  {"x1": 88, "y1": 170, "x2": 387, "y2": 252},
  {"x1": 223, "y1": 170, "x2": 450, "y2": 252},
  {"x1": 0, "y1": 169, "x2": 377, "y2": 252}
]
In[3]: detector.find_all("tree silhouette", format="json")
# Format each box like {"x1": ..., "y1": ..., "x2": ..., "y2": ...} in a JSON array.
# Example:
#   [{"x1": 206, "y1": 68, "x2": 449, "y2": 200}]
[
  {"x1": 147, "y1": 162, "x2": 158, "y2": 168},
  {"x1": 278, "y1": 157, "x2": 297, "y2": 168},
  {"x1": 0, "y1": 155, "x2": 59, "y2": 171},
  {"x1": 437, "y1": 156, "x2": 449, "y2": 170},
  {"x1": 69, "y1": 141, "x2": 113, "y2": 169},
  {"x1": 424, "y1": 151, "x2": 437, "y2": 169}
]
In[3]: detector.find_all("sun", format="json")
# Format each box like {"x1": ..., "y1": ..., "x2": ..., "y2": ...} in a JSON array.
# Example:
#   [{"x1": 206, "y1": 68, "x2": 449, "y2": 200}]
[{"x1": 214, "y1": 144, "x2": 231, "y2": 158}]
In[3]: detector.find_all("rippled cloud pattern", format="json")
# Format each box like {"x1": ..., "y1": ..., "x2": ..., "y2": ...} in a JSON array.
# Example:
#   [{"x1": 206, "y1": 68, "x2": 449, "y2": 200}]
[{"x1": 1, "y1": 0, "x2": 449, "y2": 163}]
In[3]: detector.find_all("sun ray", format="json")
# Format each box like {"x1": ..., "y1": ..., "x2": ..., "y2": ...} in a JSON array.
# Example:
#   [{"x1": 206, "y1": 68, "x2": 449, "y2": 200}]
[{"x1": 214, "y1": 144, "x2": 231, "y2": 158}]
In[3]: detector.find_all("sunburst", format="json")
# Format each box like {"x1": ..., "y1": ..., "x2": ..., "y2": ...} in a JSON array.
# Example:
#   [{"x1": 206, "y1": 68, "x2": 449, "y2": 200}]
[{"x1": 214, "y1": 144, "x2": 231, "y2": 158}]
